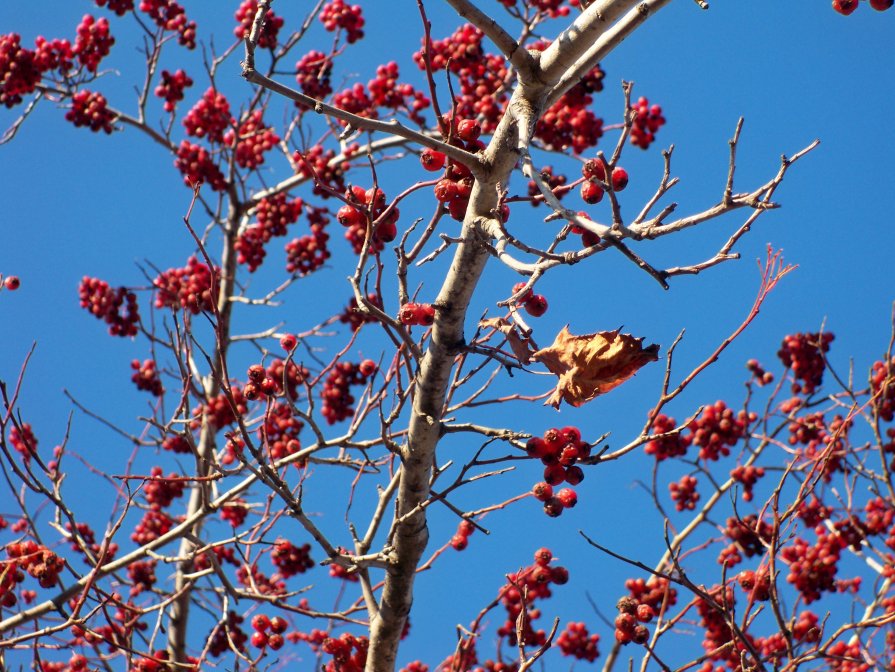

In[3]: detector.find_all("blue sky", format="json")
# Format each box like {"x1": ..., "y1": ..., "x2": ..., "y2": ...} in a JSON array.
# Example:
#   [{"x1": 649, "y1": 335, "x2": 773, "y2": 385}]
[{"x1": 1, "y1": 1, "x2": 894, "y2": 669}]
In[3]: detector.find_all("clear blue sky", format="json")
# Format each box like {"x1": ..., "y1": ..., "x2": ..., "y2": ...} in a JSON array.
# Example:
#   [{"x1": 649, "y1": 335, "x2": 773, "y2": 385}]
[{"x1": 1, "y1": 2, "x2": 893, "y2": 669}]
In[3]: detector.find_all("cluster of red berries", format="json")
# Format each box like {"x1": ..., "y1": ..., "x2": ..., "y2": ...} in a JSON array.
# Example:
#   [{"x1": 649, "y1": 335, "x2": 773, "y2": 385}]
[
  {"x1": 286, "y1": 206, "x2": 331, "y2": 276},
  {"x1": 225, "y1": 110, "x2": 279, "y2": 169},
  {"x1": 183, "y1": 87, "x2": 231, "y2": 142},
  {"x1": 580, "y1": 156, "x2": 628, "y2": 205},
  {"x1": 127, "y1": 559, "x2": 157, "y2": 596},
  {"x1": 870, "y1": 356, "x2": 895, "y2": 421},
  {"x1": 34, "y1": 36, "x2": 73, "y2": 73},
  {"x1": 250, "y1": 613, "x2": 287, "y2": 651},
  {"x1": 260, "y1": 403, "x2": 304, "y2": 462},
  {"x1": 65, "y1": 90, "x2": 115, "y2": 133},
  {"x1": 9, "y1": 423, "x2": 37, "y2": 461},
  {"x1": 717, "y1": 514, "x2": 774, "y2": 567},
  {"x1": 7, "y1": 541, "x2": 65, "y2": 590},
  {"x1": 221, "y1": 499, "x2": 249, "y2": 527},
  {"x1": 321, "y1": 360, "x2": 376, "y2": 424},
  {"x1": 1, "y1": 33, "x2": 42, "y2": 108},
  {"x1": 669, "y1": 474, "x2": 699, "y2": 511},
  {"x1": 131, "y1": 359, "x2": 163, "y2": 396},
  {"x1": 264, "y1": 357, "x2": 310, "y2": 401},
  {"x1": 450, "y1": 519, "x2": 476, "y2": 550},
  {"x1": 413, "y1": 25, "x2": 507, "y2": 134},
  {"x1": 320, "y1": 0, "x2": 365, "y2": 44},
  {"x1": 329, "y1": 548, "x2": 360, "y2": 582},
  {"x1": 153, "y1": 256, "x2": 220, "y2": 314},
  {"x1": 556, "y1": 622, "x2": 600, "y2": 662},
  {"x1": 236, "y1": 194, "x2": 302, "y2": 272},
  {"x1": 138, "y1": 0, "x2": 196, "y2": 49},
  {"x1": 130, "y1": 510, "x2": 174, "y2": 544},
  {"x1": 616, "y1": 576, "x2": 676, "y2": 644},
  {"x1": 294, "y1": 50, "x2": 332, "y2": 101},
  {"x1": 322, "y1": 633, "x2": 369, "y2": 672},
  {"x1": 777, "y1": 331, "x2": 834, "y2": 394},
  {"x1": 367, "y1": 62, "x2": 429, "y2": 124},
  {"x1": 527, "y1": 426, "x2": 588, "y2": 518},
  {"x1": 399, "y1": 302, "x2": 436, "y2": 327},
  {"x1": 780, "y1": 532, "x2": 844, "y2": 604},
  {"x1": 746, "y1": 358, "x2": 774, "y2": 386},
  {"x1": 294, "y1": 145, "x2": 347, "y2": 198},
  {"x1": 332, "y1": 83, "x2": 375, "y2": 121},
  {"x1": 527, "y1": 165, "x2": 569, "y2": 206},
  {"x1": 730, "y1": 464, "x2": 765, "y2": 502},
  {"x1": 240, "y1": 565, "x2": 286, "y2": 596},
  {"x1": 833, "y1": 0, "x2": 892, "y2": 15},
  {"x1": 66, "y1": 521, "x2": 118, "y2": 565},
  {"x1": 154, "y1": 68, "x2": 192, "y2": 112},
  {"x1": 690, "y1": 401, "x2": 755, "y2": 461},
  {"x1": 208, "y1": 611, "x2": 248, "y2": 657},
  {"x1": 536, "y1": 87, "x2": 603, "y2": 155},
  {"x1": 339, "y1": 292, "x2": 382, "y2": 331},
  {"x1": 234, "y1": 0, "x2": 284, "y2": 49},
  {"x1": 143, "y1": 466, "x2": 185, "y2": 509},
  {"x1": 174, "y1": 140, "x2": 227, "y2": 191},
  {"x1": 511, "y1": 282, "x2": 548, "y2": 318},
  {"x1": 337, "y1": 186, "x2": 399, "y2": 254},
  {"x1": 693, "y1": 584, "x2": 741, "y2": 666},
  {"x1": 244, "y1": 363, "x2": 280, "y2": 400},
  {"x1": 73, "y1": 15, "x2": 114, "y2": 72},
  {"x1": 79, "y1": 276, "x2": 140, "y2": 336},
  {"x1": 737, "y1": 567, "x2": 772, "y2": 602},
  {"x1": 271, "y1": 538, "x2": 313, "y2": 577},
  {"x1": 629, "y1": 97, "x2": 665, "y2": 150},
  {"x1": 498, "y1": 548, "x2": 569, "y2": 647},
  {"x1": 94, "y1": 0, "x2": 135, "y2": 16},
  {"x1": 162, "y1": 434, "x2": 191, "y2": 453}
]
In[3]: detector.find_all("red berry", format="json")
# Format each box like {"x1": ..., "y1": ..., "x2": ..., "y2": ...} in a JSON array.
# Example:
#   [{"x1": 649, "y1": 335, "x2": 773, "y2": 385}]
[
  {"x1": 252, "y1": 614, "x2": 271, "y2": 632},
  {"x1": 524, "y1": 294, "x2": 548, "y2": 317},
  {"x1": 269, "y1": 616, "x2": 287, "y2": 634},
  {"x1": 556, "y1": 487, "x2": 578, "y2": 508},
  {"x1": 550, "y1": 565, "x2": 569, "y2": 584},
  {"x1": 359, "y1": 359, "x2": 377, "y2": 376},
  {"x1": 611, "y1": 167, "x2": 629, "y2": 191},
  {"x1": 532, "y1": 481, "x2": 554, "y2": 502},
  {"x1": 544, "y1": 463, "x2": 566, "y2": 486},
  {"x1": 414, "y1": 303, "x2": 435, "y2": 326},
  {"x1": 832, "y1": 0, "x2": 858, "y2": 13},
  {"x1": 280, "y1": 333, "x2": 298, "y2": 352},
  {"x1": 456, "y1": 119, "x2": 481, "y2": 142},
  {"x1": 251, "y1": 631, "x2": 269, "y2": 648},
  {"x1": 268, "y1": 633, "x2": 285, "y2": 650},
  {"x1": 450, "y1": 534, "x2": 468, "y2": 550},
  {"x1": 580, "y1": 181, "x2": 604, "y2": 204},
  {"x1": 534, "y1": 547, "x2": 553, "y2": 566},
  {"x1": 564, "y1": 465, "x2": 585, "y2": 485},
  {"x1": 543, "y1": 497, "x2": 564, "y2": 517},
  {"x1": 512, "y1": 282, "x2": 533, "y2": 303},
  {"x1": 400, "y1": 302, "x2": 420, "y2": 325},
  {"x1": 582, "y1": 158, "x2": 606, "y2": 181},
  {"x1": 635, "y1": 604, "x2": 655, "y2": 622},
  {"x1": 3, "y1": 276, "x2": 20, "y2": 290},
  {"x1": 526, "y1": 436, "x2": 548, "y2": 458},
  {"x1": 420, "y1": 148, "x2": 446, "y2": 171},
  {"x1": 434, "y1": 178, "x2": 459, "y2": 202},
  {"x1": 870, "y1": 0, "x2": 893, "y2": 8}
]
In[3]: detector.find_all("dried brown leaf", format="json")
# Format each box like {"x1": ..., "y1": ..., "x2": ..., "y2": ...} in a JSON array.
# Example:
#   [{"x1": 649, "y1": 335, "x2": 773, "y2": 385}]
[
  {"x1": 531, "y1": 326, "x2": 659, "y2": 408},
  {"x1": 479, "y1": 317, "x2": 534, "y2": 364}
]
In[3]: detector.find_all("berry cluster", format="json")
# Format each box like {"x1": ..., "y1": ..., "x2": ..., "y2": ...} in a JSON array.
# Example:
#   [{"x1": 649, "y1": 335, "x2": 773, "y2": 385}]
[
  {"x1": 7, "y1": 541, "x2": 65, "y2": 589},
  {"x1": 234, "y1": 0, "x2": 284, "y2": 49},
  {"x1": 537, "y1": 88, "x2": 603, "y2": 155},
  {"x1": 9, "y1": 423, "x2": 37, "y2": 461},
  {"x1": 265, "y1": 358, "x2": 309, "y2": 401},
  {"x1": 209, "y1": 611, "x2": 248, "y2": 657},
  {"x1": 285, "y1": 205, "x2": 331, "y2": 275},
  {"x1": 694, "y1": 585, "x2": 742, "y2": 667},
  {"x1": 65, "y1": 90, "x2": 115, "y2": 133},
  {"x1": 498, "y1": 548, "x2": 569, "y2": 647},
  {"x1": 94, "y1": 0, "x2": 135, "y2": 16},
  {"x1": 225, "y1": 110, "x2": 279, "y2": 169},
  {"x1": 138, "y1": 0, "x2": 196, "y2": 49},
  {"x1": 34, "y1": 36, "x2": 73, "y2": 75},
  {"x1": 329, "y1": 548, "x2": 360, "y2": 581},
  {"x1": 871, "y1": 356, "x2": 895, "y2": 421},
  {"x1": 174, "y1": 140, "x2": 227, "y2": 191},
  {"x1": 319, "y1": 0, "x2": 365, "y2": 44},
  {"x1": 259, "y1": 403, "x2": 304, "y2": 462},
  {"x1": 294, "y1": 50, "x2": 332, "y2": 101},
  {"x1": 249, "y1": 614, "x2": 287, "y2": 651},
  {"x1": 717, "y1": 514, "x2": 774, "y2": 567},
  {"x1": 834, "y1": 0, "x2": 893, "y2": 15},
  {"x1": 220, "y1": 499, "x2": 249, "y2": 528},
  {"x1": 66, "y1": 521, "x2": 118, "y2": 564},
  {"x1": 629, "y1": 97, "x2": 666, "y2": 150},
  {"x1": 615, "y1": 576, "x2": 676, "y2": 644},
  {"x1": 737, "y1": 567, "x2": 772, "y2": 602},
  {"x1": 271, "y1": 538, "x2": 313, "y2": 577},
  {"x1": 777, "y1": 331, "x2": 834, "y2": 394},
  {"x1": 191, "y1": 387, "x2": 248, "y2": 430},
  {"x1": 556, "y1": 622, "x2": 600, "y2": 662},
  {"x1": 730, "y1": 465, "x2": 764, "y2": 502},
  {"x1": 337, "y1": 186, "x2": 399, "y2": 254},
  {"x1": 73, "y1": 15, "x2": 114, "y2": 72},
  {"x1": 183, "y1": 87, "x2": 232, "y2": 143},
  {"x1": 79, "y1": 276, "x2": 140, "y2": 336},
  {"x1": 450, "y1": 519, "x2": 476, "y2": 551},
  {"x1": 127, "y1": 559, "x2": 157, "y2": 596},
  {"x1": 787, "y1": 411, "x2": 849, "y2": 482},
  {"x1": 143, "y1": 467, "x2": 185, "y2": 509},
  {"x1": 130, "y1": 510, "x2": 174, "y2": 544},
  {"x1": 294, "y1": 145, "x2": 347, "y2": 198},
  {"x1": 527, "y1": 165, "x2": 568, "y2": 206},
  {"x1": 321, "y1": 360, "x2": 376, "y2": 424},
  {"x1": 153, "y1": 256, "x2": 220, "y2": 313},
  {"x1": 690, "y1": 401, "x2": 755, "y2": 461},
  {"x1": 131, "y1": 359, "x2": 163, "y2": 396},
  {"x1": 580, "y1": 157, "x2": 629, "y2": 204},
  {"x1": 0, "y1": 33, "x2": 43, "y2": 108},
  {"x1": 399, "y1": 302, "x2": 435, "y2": 327},
  {"x1": 669, "y1": 474, "x2": 699, "y2": 511},
  {"x1": 527, "y1": 426, "x2": 588, "y2": 518},
  {"x1": 413, "y1": 25, "x2": 507, "y2": 133},
  {"x1": 236, "y1": 194, "x2": 302, "y2": 271},
  {"x1": 322, "y1": 633, "x2": 369, "y2": 672},
  {"x1": 339, "y1": 292, "x2": 382, "y2": 331},
  {"x1": 780, "y1": 532, "x2": 844, "y2": 603},
  {"x1": 162, "y1": 434, "x2": 191, "y2": 453},
  {"x1": 367, "y1": 62, "x2": 429, "y2": 123},
  {"x1": 154, "y1": 68, "x2": 192, "y2": 112},
  {"x1": 511, "y1": 282, "x2": 549, "y2": 318}
]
